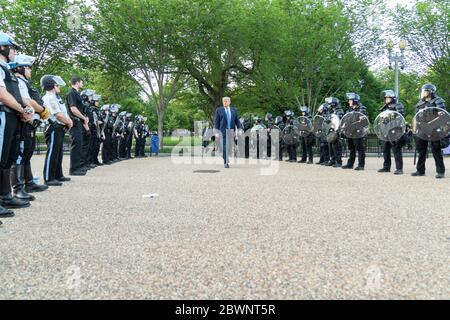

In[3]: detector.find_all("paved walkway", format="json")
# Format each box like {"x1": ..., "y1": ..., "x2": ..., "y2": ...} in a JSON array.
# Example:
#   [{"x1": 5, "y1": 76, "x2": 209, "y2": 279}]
[{"x1": 0, "y1": 155, "x2": 449, "y2": 299}]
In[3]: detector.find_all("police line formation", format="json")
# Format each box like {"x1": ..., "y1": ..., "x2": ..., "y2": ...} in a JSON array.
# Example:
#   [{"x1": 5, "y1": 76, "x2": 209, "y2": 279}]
[
  {"x1": 225, "y1": 89, "x2": 448, "y2": 175},
  {"x1": 0, "y1": 32, "x2": 157, "y2": 225},
  {"x1": 1, "y1": 32, "x2": 450, "y2": 226}
]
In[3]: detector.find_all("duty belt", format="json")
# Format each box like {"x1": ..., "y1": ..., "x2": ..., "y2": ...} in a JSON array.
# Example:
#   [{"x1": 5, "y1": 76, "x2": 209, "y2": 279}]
[{"x1": 48, "y1": 119, "x2": 65, "y2": 127}]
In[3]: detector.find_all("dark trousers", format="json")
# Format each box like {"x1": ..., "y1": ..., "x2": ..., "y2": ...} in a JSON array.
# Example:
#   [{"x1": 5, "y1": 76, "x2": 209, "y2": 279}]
[
  {"x1": 88, "y1": 132, "x2": 101, "y2": 164},
  {"x1": 135, "y1": 136, "x2": 145, "y2": 157},
  {"x1": 319, "y1": 140, "x2": 330, "y2": 163},
  {"x1": 70, "y1": 120, "x2": 84, "y2": 171},
  {"x1": 346, "y1": 138, "x2": 365, "y2": 167},
  {"x1": 286, "y1": 143, "x2": 297, "y2": 161},
  {"x1": 118, "y1": 135, "x2": 127, "y2": 158},
  {"x1": 301, "y1": 137, "x2": 314, "y2": 162},
  {"x1": 12, "y1": 123, "x2": 36, "y2": 190},
  {"x1": 329, "y1": 139, "x2": 342, "y2": 164},
  {"x1": 267, "y1": 134, "x2": 271, "y2": 158},
  {"x1": 111, "y1": 135, "x2": 119, "y2": 160},
  {"x1": 43, "y1": 125, "x2": 64, "y2": 182},
  {"x1": 15, "y1": 123, "x2": 35, "y2": 166},
  {"x1": 382, "y1": 141, "x2": 403, "y2": 170},
  {"x1": 0, "y1": 112, "x2": 20, "y2": 195},
  {"x1": 82, "y1": 126, "x2": 90, "y2": 166},
  {"x1": 416, "y1": 138, "x2": 445, "y2": 174},
  {"x1": 126, "y1": 134, "x2": 133, "y2": 158},
  {"x1": 102, "y1": 132, "x2": 112, "y2": 163}
]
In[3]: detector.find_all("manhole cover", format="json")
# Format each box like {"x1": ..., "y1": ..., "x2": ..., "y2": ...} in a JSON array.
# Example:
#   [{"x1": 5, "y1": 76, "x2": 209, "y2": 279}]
[{"x1": 193, "y1": 170, "x2": 221, "y2": 173}]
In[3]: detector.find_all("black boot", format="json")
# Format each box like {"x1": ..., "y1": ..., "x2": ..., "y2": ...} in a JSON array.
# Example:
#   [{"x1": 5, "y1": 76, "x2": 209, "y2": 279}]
[
  {"x1": 0, "y1": 169, "x2": 30, "y2": 208},
  {"x1": 0, "y1": 205, "x2": 14, "y2": 218},
  {"x1": 24, "y1": 164, "x2": 48, "y2": 193},
  {"x1": 0, "y1": 193, "x2": 30, "y2": 209},
  {"x1": 12, "y1": 165, "x2": 35, "y2": 201}
]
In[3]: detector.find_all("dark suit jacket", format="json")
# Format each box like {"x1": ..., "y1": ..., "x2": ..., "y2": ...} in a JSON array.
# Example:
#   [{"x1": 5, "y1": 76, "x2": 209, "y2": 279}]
[{"x1": 214, "y1": 106, "x2": 241, "y2": 132}]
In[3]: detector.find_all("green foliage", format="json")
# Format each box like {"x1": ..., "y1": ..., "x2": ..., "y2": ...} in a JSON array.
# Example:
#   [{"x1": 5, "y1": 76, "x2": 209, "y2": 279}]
[{"x1": 392, "y1": 0, "x2": 449, "y2": 103}]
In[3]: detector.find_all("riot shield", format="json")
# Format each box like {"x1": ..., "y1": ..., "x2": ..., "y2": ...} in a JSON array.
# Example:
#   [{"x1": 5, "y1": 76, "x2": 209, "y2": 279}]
[
  {"x1": 413, "y1": 107, "x2": 450, "y2": 142},
  {"x1": 250, "y1": 124, "x2": 267, "y2": 150},
  {"x1": 282, "y1": 123, "x2": 300, "y2": 145},
  {"x1": 312, "y1": 115, "x2": 325, "y2": 138},
  {"x1": 93, "y1": 111, "x2": 101, "y2": 139},
  {"x1": 374, "y1": 110, "x2": 406, "y2": 142},
  {"x1": 339, "y1": 111, "x2": 369, "y2": 139},
  {"x1": 322, "y1": 114, "x2": 340, "y2": 143},
  {"x1": 297, "y1": 116, "x2": 313, "y2": 138}
]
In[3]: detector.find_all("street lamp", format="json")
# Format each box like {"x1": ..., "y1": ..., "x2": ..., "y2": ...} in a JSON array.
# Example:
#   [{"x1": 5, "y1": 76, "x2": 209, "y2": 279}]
[{"x1": 387, "y1": 39, "x2": 407, "y2": 99}]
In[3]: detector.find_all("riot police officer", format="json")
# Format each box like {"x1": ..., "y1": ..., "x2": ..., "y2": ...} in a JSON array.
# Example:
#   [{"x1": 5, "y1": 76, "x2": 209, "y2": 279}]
[
  {"x1": 283, "y1": 110, "x2": 298, "y2": 162},
  {"x1": 298, "y1": 106, "x2": 314, "y2": 164},
  {"x1": 125, "y1": 112, "x2": 134, "y2": 159},
  {"x1": 240, "y1": 116, "x2": 252, "y2": 159},
  {"x1": 100, "y1": 104, "x2": 113, "y2": 165},
  {"x1": 87, "y1": 94, "x2": 103, "y2": 166},
  {"x1": 9, "y1": 55, "x2": 51, "y2": 201},
  {"x1": 323, "y1": 97, "x2": 344, "y2": 168},
  {"x1": 251, "y1": 116, "x2": 266, "y2": 159},
  {"x1": 264, "y1": 113, "x2": 274, "y2": 158},
  {"x1": 117, "y1": 111, "x2": 128, "y2": 160},
  {"x1": 0, "y1": 32, "x2": 34, "y2": 218},
  {"x1": 315, "y1": 104, "x2": 330, "y2": 165},
  {"x1": 80, "y1": 89, "x2": 96, "y2": 169},
  {"x1": 134, "y1": 115, "x2": 147, "y2": 157},
  {"x1": 110, "y1": 104, "x2": 121, "y2": 162},
  {"x1": 275, "y1": 115, "x2": 285, "y2": 161},
  {"x1": 377, "y1": 90, "x2": 406, "y2": 175},
  {"x1": 342, "y1": 93, "x2": 368, "y2": 171},
  {"x1": 412, "y1": 84, "x2": 447, "y2": 179}
]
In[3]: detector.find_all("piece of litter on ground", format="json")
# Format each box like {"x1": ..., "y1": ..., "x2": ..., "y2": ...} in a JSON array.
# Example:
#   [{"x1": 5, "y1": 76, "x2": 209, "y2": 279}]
[{"x1": 142, "y1": 194, "x2": 159, "y2": 199}]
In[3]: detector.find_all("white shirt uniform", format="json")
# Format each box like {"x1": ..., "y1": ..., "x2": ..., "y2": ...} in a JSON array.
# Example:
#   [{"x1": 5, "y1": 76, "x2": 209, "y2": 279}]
[
  {"x1": 42, "y1": 91, "x2": 69, "y2": 125},
  {"x1": 0, "y1": 60, "x2": 7, "y2": 88}
]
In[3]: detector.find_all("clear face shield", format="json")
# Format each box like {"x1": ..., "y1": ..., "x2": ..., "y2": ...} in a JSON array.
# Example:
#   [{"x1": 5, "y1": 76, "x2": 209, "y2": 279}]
[
  {"x1": 53, "y1": 76, "x2": 66, "y2": 87},
  {"x1": 421, "y1": 89, "x2": 431, "y2": 100}
]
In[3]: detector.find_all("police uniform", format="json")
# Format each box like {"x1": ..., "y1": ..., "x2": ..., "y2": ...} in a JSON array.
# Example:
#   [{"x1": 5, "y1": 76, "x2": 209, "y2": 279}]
[
  {"x1": 379, "y1": 100, "x2": 406, "y2": 173},
  {"x1": 275, "y1": 116, "x2": 285, "y2": 161},
  {"x1": 0, "y1": 60, "x2": 30, "y2": 209},
  {"x1": 11, "y1": 76, "x2": 46, "y2": 199},
  {"x1": 134, "y1": 121, "x2": 147, "y2": 157},
  {"x1": 414, "y1": 96, "x2": 447, "y2": 177},
  {"x1": 101, "y1": 109, "x2": 114, "y2": 164},
  {"x1": 66, "y1": 88, "x2": 86, "y2": 173},
  {"x1": 87, "y1": 105, "x2": 102, "y2": 166},
  {"x1": 343, "y1": 103, "x2": 368, "y2": 170},
  {"x1": 316, "y1": 105, "x2": 330, "y2": 165},
  {"x1": 125, "y1": 116, "x2": 134, "y2": 159},
  {"x1": 86, "y1": 102, "x2": 98, "y2": 165},
  {"x1": 298, "y1": 108, "x2": 314, "y2": 164},
  {"x1": 284, "y1": 113, "x2": 298, "y2": 162},
  {"x1": 324, "y1": 105, "x2": 344, "y2": 167},
  {"x1": 42, "y1": 92, "x2": 69, "y2": 183},
  {"x1": 111, "y1": 114, "x2": 120, "y2": 161}
]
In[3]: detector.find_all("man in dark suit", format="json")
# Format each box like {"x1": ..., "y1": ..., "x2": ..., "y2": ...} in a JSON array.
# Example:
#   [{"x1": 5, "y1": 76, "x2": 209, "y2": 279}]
[{"x1": 214, "y1": 97, "x2": 241, "y2": 168}]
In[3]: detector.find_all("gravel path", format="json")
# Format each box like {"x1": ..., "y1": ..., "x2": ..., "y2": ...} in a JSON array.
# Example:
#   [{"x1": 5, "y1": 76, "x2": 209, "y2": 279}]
[{"x1": 0, "y1": 154, "x2": 449, "y2": 299}]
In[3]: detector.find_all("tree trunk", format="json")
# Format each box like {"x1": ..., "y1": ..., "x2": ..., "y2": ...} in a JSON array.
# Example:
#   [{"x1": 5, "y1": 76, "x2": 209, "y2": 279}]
[{"x1": 158, "y1": 113, "x2": 164, "y2": 150}]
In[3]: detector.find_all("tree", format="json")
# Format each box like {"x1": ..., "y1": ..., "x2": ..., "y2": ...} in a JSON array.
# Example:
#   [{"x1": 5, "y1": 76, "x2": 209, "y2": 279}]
[
  {"x1": 392, "y1": 0, "x2": 449, "y2": 102},
  {"x1": 173, "y1": 0, "x2": 278, "y2": 121},
  {"x1": 0, "y1": 0, "x2": 91, "y2": 86},
  {"x1": 93, "y1": 0, "x2": 188, "y2": 147}
]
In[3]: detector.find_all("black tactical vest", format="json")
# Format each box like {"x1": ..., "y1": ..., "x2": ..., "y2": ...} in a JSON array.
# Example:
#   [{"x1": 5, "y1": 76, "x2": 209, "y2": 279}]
[
  {"x1": 0, "y1": 63, "x2": 24, "y2": 108},
  {"x1": 20, "y1": 77, "x2": 44, "y2": 106}
]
